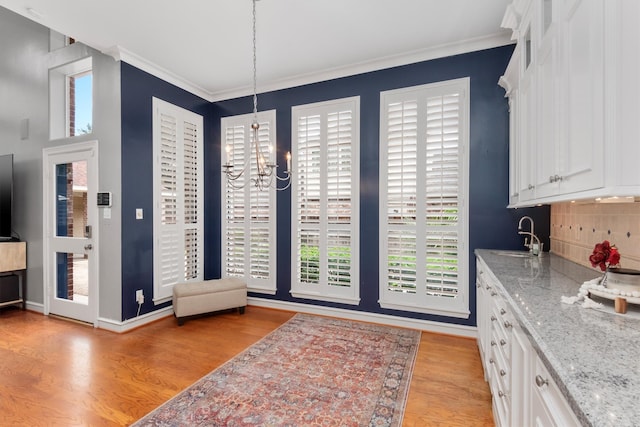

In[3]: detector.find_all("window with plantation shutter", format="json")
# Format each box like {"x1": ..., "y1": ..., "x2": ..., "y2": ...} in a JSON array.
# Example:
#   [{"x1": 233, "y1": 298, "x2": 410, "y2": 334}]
[
  {"x1": 152, "y1": 98, "x2": 204, "y2": 303},
  {"x1": 291, "y1": 97, "x2": 360, "y2": 305},
  {"x1": 379, "y1": 79, "x2": 470, "y2": 318},
  {"x1": 221, "y1": 111, "x2": 276, "y2": 294}
]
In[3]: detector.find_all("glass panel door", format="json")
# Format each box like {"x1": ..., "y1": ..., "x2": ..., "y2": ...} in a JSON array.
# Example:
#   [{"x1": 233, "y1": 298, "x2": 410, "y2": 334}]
[
  {"x1": 55, "y1": 161, "x2": 89, "y2": 304},
  {"x1": 44, "y1": 142, "x2": 98, "y2": 325}
]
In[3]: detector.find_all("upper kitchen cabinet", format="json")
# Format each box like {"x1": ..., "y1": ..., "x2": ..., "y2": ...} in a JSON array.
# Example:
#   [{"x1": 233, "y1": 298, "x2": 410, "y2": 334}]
[{"x1": 500, "y1": 0, "x2": 640, "y2": 207}]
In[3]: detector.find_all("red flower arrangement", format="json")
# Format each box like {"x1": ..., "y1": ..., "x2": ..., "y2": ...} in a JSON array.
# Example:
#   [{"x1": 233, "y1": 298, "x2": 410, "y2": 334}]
[{"x1": 589, "y1": 240, "x2": 621, "y2": 271}]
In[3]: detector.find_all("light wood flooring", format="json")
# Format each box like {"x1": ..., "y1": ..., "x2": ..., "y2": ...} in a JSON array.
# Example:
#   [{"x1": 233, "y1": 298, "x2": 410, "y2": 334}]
[{"x1": 0, "y1": 306, "x2": 493, "y2": 426}]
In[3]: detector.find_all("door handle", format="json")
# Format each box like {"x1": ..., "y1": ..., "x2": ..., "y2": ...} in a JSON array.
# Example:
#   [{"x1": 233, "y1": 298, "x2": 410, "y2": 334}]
[{"x1": 84, "y1": 244, "x2": 93, "y2": 250}]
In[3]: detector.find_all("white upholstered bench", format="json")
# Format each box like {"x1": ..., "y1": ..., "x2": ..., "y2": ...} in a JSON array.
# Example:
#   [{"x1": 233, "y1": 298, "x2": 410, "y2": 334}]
[{"x1": 172, "y1": 278, "x2": 247, "y2": 326}]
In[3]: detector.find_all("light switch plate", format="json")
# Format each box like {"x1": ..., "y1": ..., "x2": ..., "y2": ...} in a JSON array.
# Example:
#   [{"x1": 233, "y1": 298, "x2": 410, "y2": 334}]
[{"x1": 136, "y1": 208, "x2": 143, "y2": 219}]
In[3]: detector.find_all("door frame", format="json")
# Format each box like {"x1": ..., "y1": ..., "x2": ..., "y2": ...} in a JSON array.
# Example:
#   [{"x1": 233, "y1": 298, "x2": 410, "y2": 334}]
[{"x1": 42, "y1": 140, "x2": 99, "y2": 326}]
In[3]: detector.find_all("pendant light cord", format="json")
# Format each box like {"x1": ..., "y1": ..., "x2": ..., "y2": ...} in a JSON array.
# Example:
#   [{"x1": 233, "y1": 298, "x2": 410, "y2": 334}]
[{"x1": 252, "y1": 0, "x2": 258, "y2": 121}]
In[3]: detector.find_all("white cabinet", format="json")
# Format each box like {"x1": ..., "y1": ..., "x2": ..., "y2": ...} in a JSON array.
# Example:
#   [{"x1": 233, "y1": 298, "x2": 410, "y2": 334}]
[
  {"x1": 534, "y1": 6, "x2": 563, "y2": 199},
  {"x1": 558, "y1": 0, "x2": 605, "y2": 195},
  {"x1": 500, "y1": 47, "x2": 523, "y2": 206},
  {"x1": 500, "y1": 0, "x2": 640, "y2": 206},
  {"x1": 475, "y1": 260, "x2": 493, "y2": 376},
  {"x1": 531, "y1": 356, "x2": 581, "y2": 426},
  {"x1": 477, "y1": 258, "x2": 520, "y2": 426},
  {"x1": 476, "y1": 257, "x2": 580, "y2": 427}
]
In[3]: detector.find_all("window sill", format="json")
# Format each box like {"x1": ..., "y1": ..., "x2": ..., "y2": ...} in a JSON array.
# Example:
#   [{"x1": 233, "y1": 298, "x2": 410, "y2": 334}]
[{"x1": 379, "y1": 300, "x2": 470, "y2": 319}]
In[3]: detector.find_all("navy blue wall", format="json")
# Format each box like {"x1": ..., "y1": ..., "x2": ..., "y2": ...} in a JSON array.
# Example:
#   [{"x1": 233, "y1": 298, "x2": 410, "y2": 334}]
[
  {"x1": 120, "y1": 46, "x2": 550, "y2": 325},
  {"x1": 120, "y1": 63, "x2": 212, "y2": 320},
  {"x1": 211, "y1": 45, "x2": 550, "y2": 327}
]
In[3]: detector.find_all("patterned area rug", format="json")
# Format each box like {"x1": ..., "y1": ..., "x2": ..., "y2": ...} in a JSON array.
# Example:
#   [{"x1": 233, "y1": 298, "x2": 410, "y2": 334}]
[{"x1": 133, "y1": 313, "x2": 421, "y2": 427}]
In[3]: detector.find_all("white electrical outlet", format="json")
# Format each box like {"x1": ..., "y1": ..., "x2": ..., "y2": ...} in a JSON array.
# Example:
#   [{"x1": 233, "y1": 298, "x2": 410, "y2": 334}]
[{"x1": 136, "y1": 289, "x2": 144, "y2": 304}]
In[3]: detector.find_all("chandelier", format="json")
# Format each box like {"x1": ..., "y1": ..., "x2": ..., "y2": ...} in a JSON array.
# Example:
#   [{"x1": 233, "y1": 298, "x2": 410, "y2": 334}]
[{"x1": 222, "y1": 0, "x2": 292, "y2": 191}]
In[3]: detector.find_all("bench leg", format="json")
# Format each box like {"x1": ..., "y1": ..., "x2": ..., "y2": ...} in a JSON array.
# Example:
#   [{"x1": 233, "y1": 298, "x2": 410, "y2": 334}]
[
  {"x1": 177, "y1": 317, "x2": 185, "y2": 326},
  {"x1": 239, "y1": 306, "x2": 245, "y2": 314}
]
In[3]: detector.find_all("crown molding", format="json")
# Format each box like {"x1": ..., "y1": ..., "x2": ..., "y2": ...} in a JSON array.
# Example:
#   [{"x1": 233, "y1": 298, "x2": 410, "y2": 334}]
[
  {"x1": 102, "y1": 45, "x2": 212, "y2": 101},
  {"x1": 103, "y1": 31, "x2": 513, "y2": 104},
  {"x1": 209, "y1": 31, "x2": 514, "y2": 102}
]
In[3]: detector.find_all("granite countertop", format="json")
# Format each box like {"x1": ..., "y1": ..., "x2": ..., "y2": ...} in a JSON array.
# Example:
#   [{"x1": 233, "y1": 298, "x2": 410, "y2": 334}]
[{"x1": 475, "y1": 249, "x2": 640, "y2": 427}]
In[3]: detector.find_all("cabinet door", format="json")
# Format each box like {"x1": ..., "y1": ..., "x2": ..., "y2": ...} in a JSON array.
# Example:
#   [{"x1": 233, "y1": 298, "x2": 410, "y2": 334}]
[
  {"x1": 510, "y1": 320, "x2": 531, "y2": 426},
  {"x1": 476, "y1": 260, "x2": 493, "y2": 376},
  {"x1": 559, "y1": 0, "x2": 604, "y2": 193},
  {"x1": 518, "y1": 71, "x2": 536, "y2": 201},
  {"x1": 508, "y1": 92, "x2": 520, "y2": 206},
  {"x1": 535, "y1": 22, "x2": 562, "y2": 198},
  {"x1": 530, "y1": 357, "x2": 581, "y2": 426},
  {"x1": 502, "y1": 47, "x2": 522, "y2": 207},
  {"x1": 517, "y1": 12, "x2": 537, "y2": 202}
]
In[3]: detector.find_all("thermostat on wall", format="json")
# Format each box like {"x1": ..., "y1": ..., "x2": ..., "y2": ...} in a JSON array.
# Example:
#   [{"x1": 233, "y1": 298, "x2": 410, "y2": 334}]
[{"x1": 97, "y1": 192, "x2": 112, "y2": 207}]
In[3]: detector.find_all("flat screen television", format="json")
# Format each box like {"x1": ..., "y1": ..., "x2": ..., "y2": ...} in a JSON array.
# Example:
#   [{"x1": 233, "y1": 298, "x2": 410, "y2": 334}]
[{"x1": 0, "y1": 154, "x2": 14, "y2": 241}]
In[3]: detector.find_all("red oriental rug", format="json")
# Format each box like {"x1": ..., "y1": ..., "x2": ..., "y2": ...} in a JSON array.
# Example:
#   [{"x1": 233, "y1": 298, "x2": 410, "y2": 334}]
[{"x1": 133, "y1": 313, "x2": 421, "y2": 426}]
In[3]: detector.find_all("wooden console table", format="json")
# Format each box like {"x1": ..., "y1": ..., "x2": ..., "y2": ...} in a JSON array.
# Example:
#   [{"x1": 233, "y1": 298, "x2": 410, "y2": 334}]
[{"x1": 0, "y1": 242, "x2": 27, "y2": 310}]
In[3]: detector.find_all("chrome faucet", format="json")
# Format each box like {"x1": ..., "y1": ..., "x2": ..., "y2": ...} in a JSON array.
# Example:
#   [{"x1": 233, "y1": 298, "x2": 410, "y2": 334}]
[{"x1": 518, "y1": 216, "x2": 543, "y2": 256}]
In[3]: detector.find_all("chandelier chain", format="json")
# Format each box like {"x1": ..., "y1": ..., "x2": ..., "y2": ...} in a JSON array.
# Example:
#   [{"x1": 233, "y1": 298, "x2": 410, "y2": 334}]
[{"x1": 252, "y1": 0, "x2": 258, "y2": 120}]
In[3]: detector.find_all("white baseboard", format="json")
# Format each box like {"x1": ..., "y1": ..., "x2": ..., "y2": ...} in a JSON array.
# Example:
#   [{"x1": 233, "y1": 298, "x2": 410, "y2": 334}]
[
  {"x1": 97, "y1": 306, "x2": 174, "y2": 333},
  {"x1": 247, "y1": 297, "x2": 477, "y2": 338},
  {"x1": 25, "y1": 301, "x2": 44, "y2": 313},
  {"x1": 25, "y1": 298, "x2": 476, "y2": 338},
  {"x1": 24, "y1": 301, "x2": 174, "y2": 333}
]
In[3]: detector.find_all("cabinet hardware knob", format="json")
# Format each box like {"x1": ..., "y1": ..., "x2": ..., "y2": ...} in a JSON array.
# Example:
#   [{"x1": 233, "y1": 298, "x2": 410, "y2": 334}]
[
  {"x1": 500, "y1": 339, "x2": 507, "y2": 346},
  {"x1": 500, "y1": 308, "x2": 506, "y2": 315},
  {"x1": 535, "y1": 375, "x2": 549, "y2": 387},
  {"x1": 491, "y1": 315, "x2": 497, "y2": 322},
  {"x1": 504, "y1": 321, "x2": 512, "y2": 328},
  {"x1": 490, "y1": 358, "x2": 495, "y2": 364},
  {"x1": 498, "y1": 390, "x2": 505, "y2": 398},
  {"x1": 500, "y1": 369, "x2": 507, "y2": 377},
  {"x1": 491, "y1": 340, "x2": 497, "y2": 346},
  {"x1": 486, "y1": 285, "x2": 492, "y2": 290},
  {"x1": 476, "y1": 283, "x2": 481, "y2": 288},
  {"x1": 528, "y1": 184, "x2": 534, "y2": 190},
  {"x1": 491, "y1": 291, "x2": 497, "y2": 296}
]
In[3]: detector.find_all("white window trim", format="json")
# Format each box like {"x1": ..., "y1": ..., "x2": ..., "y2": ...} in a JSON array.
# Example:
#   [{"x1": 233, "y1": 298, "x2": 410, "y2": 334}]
[
  {"x1": 220, "y1": 110, "x2": 277, "y2": 295},
  {"x1": 49, "y1": 56, "x2": 92, "y2": 141},
  {"x1": 152, "y1": 97, "x2": 204, "y2": 304},
  {"x1": 291, "y1": 96, "x2": 360, "y2": 305},
  {"x1": 378, "y1": 78, "x2": 470, "y2": 319},
  {"x1": 66, "y1": 69, "x2": 92, "y2": 137}
]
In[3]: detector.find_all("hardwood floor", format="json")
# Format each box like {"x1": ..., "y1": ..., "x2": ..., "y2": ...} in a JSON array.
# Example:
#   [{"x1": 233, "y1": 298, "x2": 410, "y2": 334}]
[{"x1": 0, "y1": 306, "x2": 493, "y2": 426}]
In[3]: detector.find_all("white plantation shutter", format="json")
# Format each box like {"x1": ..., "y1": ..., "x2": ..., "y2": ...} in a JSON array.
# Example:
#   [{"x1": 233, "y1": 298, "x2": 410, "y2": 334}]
[
  {"x1": 379, "y1": 79, "x2": 469, "y2": 318},
  {"x1": 425, "y1": 94, "x2": 460, "y2": 298},
  {"x1": 221, "y1": 111, "x2": 276, "y2": 294},
  {"x1": 153, "y1": 98, "x2": 204, "y2": 303},
  {"x1": 158, "y1": 113, "x2": 180, "y2": 288},
  {"x1": 183, "y1": 120, "x2": 201, "y2": 281},
  {"x1": 291, "y1": 97, "x2": 360, "y2": 305}
]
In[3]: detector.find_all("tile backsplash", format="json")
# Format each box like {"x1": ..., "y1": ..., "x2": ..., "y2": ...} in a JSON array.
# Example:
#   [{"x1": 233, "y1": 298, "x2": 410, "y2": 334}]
[{"x1": 550, "y1": 202, "x2": 640, "y2": 271}]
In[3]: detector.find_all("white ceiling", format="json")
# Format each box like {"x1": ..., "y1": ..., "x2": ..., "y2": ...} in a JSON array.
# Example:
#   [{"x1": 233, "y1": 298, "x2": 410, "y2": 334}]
[{"x1": 0, "y1": 0, "x2": 512, "y2": 101}]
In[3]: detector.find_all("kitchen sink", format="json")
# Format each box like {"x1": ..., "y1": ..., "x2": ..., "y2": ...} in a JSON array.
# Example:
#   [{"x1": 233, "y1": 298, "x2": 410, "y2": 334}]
[{"x1": 490, "y1": 250, "x2": 533, "y2": 258}]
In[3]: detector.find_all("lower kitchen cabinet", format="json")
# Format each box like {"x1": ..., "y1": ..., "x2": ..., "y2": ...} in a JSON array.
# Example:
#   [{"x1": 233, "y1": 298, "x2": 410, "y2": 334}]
[
  {"x1": 476, "y1": 258, "x2": 580, "y2": 427},
  {"x1": 530, "y1": 356, "x2": 580, "y2": 427}
]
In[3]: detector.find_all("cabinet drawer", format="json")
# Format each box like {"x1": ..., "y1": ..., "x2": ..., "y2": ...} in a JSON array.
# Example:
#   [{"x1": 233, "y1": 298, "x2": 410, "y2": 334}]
[
  {"x1": 532, "y1": 357, "x2": 580, "y2": 427},
  {"x1": 490, "y1": 353, "x2": 511, "y2": 427},
  {"x1": 491, "y1": 305, "x2": 511, "y2": 362},
  {"x1": 490, "y1": 333, "x2": 510, "y2": 395}
]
